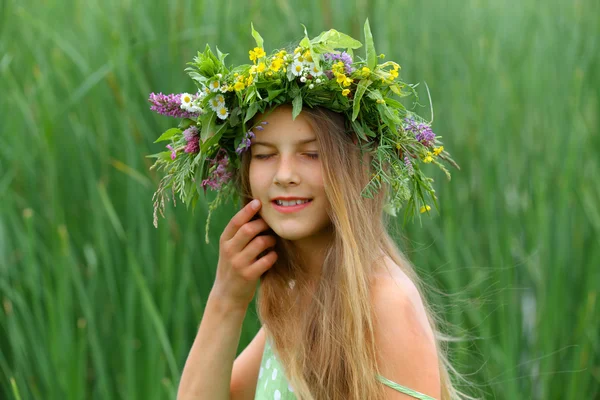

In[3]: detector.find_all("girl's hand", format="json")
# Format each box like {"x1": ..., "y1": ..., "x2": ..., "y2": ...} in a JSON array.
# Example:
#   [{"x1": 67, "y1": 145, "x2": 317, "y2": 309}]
[{"x1": 212, "y1": 199, "x2": 277, "y2": 309}]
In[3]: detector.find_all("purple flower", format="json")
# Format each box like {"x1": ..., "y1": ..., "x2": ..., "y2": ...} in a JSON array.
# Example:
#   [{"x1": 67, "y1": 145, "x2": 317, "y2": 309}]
[
  {"x1": 235, "y1": 130, "x2": 256, "y2": 155},
  {"x1": 404, "y1": 117, "x2": 435, "y2": 148},
  {"x1": 166, "y1": 144, "x2": 176, "y2": 160},
  {"x1": 148, "y1": 92, "x2": 199, "y2": 119},
  {"x1": 322, "y1": 51, "x2": 354, "y2": 77},
  {"x1": 181, "y1": 125, "x2": 200, "y2": 154},
  {"x1": 201, "y1": 149, "x2": 233, "y2": 191},
  {"x1": 183, "y1": 125, "x2": 199, "y2": 141},
  {"x1": 184, "y1": 138, "x2": 199, "y2": 154}
]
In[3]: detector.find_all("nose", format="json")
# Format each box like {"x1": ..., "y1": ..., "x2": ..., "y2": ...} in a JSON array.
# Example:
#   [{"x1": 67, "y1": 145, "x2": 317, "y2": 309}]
[{"x1": 273, "y1": 153, "x2": 300, "y2": 187}]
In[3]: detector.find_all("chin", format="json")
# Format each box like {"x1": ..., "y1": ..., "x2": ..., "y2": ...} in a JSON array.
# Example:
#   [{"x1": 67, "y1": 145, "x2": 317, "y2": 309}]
[{"x1": 270, "y1": 224, "x2": 314, "y2": 241}]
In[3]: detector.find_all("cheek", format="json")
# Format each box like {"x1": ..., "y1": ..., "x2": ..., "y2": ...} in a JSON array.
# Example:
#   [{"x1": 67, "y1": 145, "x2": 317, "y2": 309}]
[{"x1": 249, "y1": 164, "x2": 267, "y2": 192}]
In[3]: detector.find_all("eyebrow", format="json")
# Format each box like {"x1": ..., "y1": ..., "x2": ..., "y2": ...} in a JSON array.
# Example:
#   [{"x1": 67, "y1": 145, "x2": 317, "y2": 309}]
[{"x1": 251, "y1": 138, "x2": 317, "y2": 147}]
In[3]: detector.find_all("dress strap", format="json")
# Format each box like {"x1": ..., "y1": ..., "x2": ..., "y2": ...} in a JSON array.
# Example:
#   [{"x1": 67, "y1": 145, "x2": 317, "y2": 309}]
[{"x1": 376, "y1": 374, "x2": 437, "y2": 400}]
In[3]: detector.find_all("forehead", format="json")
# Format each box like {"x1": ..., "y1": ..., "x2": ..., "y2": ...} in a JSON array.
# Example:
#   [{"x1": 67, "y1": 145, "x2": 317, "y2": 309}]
[{"x1": 251, "y1": 105, "x2": 316, "y2": 146}]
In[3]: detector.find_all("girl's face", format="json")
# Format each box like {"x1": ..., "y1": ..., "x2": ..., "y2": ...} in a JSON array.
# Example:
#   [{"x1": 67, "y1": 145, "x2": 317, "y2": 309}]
[{"x1": 249, "y1": 105, "x2": 332, "y2": 241}]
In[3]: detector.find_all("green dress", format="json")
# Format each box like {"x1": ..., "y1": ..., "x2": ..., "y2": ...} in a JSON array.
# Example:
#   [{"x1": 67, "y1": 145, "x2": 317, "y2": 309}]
[{"x1": 254, "y1": 338, "x2": 436, "y2": 400}]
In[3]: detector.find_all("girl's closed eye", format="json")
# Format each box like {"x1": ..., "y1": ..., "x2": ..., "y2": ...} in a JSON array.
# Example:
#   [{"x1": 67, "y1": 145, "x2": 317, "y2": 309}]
[{"x1": 253, "y1": 153, "x2": 319, "y2": 160}]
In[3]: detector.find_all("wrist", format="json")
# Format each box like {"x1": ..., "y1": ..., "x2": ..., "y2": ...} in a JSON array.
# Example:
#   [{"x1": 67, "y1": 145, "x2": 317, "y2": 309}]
[{"x1": 208, "y1": 289, "x2": 250, "y2": 316}]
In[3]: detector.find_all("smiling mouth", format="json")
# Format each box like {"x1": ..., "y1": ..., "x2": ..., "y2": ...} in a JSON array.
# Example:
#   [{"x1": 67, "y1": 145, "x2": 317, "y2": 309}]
[{"x1": 272, "y1": 199, "x2": 313, "y2": 206}]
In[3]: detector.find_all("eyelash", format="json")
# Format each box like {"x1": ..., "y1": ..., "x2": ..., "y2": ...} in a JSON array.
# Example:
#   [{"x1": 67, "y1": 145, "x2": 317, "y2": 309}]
[{"x1": 253, "y1": 153, "x2": 319, "y2": 160}]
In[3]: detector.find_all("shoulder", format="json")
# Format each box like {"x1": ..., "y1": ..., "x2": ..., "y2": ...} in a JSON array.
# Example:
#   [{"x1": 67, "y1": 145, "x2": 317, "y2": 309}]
[{"x1": 370, "y1": 256, "x2": 441, "y2": 399}]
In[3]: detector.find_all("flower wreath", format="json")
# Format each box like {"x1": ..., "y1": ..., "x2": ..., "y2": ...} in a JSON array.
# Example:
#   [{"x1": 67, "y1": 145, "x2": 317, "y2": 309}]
[{"x1": 147, "y1": 20, "x2": 459, "y2": 243}]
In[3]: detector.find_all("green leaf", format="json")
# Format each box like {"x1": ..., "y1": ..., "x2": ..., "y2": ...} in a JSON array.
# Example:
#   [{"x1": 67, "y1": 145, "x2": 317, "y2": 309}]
[
  {"x1": 351, "y1": 120, "x2": 368, "y2": 142},
  {"x1": 244, "y1": 102, "x2": 259, "y2": 124},
  {"x1": 200, "y1": 124, "x2": 227, "y2": 153},
  {"x1": 178, "y1": 118, "x2": 195, "y2": 130},
  {"x1": 384, "y1": 97, "x2": 405, "y2": 111},
  {"x1": 299, "y1": 24, "x2": 310, "y2": 48},
  {"x1": 292, "y1": 95, "x2": 303, "y2": 120},
  {"x1": 215, "y1": 46, "x2": 228, "y2": 64},
  {"x1": 364, "y1": 19, "x2": 377, "y2": 70},
  {"x1": 154, "y1": 128, "x2": 182, "y2": 143},
  {"x1": 146, "y1": 151, "x2": 175, "y2": 162},
  {"x1": 267, "y1": 88, "x2": 285, "y2": 101},
  {"x1": 311, "y1": 29, "x2": 363, "y2": 51},
  {"x1": 250, "y1": 22, "x2": 264, "y2": 49},
  {"x1": 199, "y1": 112, "x2": 217, "y2": 142},
  {"x1": 299, "y1": 24, "x2": 321, "y2": 69},
  {"x1": 215, "y1": 46, "x2": 229, "y2": 73},
  {"x1": 352, "y1": 79, "x2": 373, "y2": 121}
]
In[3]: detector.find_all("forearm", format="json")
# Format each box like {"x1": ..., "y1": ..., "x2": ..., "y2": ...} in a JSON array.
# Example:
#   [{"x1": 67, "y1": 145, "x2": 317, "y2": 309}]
[{"x1": 177, "y1": 291, "x2": 248, "y2": 400}]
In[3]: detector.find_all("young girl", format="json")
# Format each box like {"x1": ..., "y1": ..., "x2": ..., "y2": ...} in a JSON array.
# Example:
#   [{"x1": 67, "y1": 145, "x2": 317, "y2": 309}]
[
  {"x1": 149, "y1": 22, "x2": 467, "y2": 400},
  {"x1": 176, "y1": 105, "x2": 461, "y2": 400}
]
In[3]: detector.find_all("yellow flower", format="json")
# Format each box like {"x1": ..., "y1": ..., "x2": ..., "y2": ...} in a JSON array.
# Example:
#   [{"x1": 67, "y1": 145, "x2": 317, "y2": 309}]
[
  {"x1": 390, "y1": 69, "x2": 399, "y2": 79},
  {"x1": 246, "y1": 74, "x2": 254, "y2": 85},
  {"x1": 423, "y1": 152, "x2": 433, "y2": 163},
  {"x1": 277, "y1": 50, "x2": 287, "y2": 58},
  {"x1": 249, "y1": 47, "x2": 265, "y2": 63},
  {"x1": 342, "y1": 89, "x2": 350, "y2": 96},
  {"x1": 433, "y1": 146, "x2": 444, "y2": 156},
  {"x1": 294, "y1": 47, "x2": 301, "y2": 54},
  {"x1": 336, "y1": 73, "x2": 346, "y2": 84},
  {"x1": 303, "y1": 50, "x2": 313, "y2": 62},
  {"x1": 255, "y1": 48, "x2": 266, "y2": 58},
  {"x1": 234, "y1": 81, "x2": 245, "y2": 91},
  {"x1": 361, "y1": 67, "x2": 371, "y2": 77},
  {"x1": 395, "y1": 142, "x2": 402, "y2": 150},
  {"x1": 257, "y1": 62, "x2": 266, "y2": 73},
  {"x1": 332, "y1": 61, "x2": 345, "y2": 75},
  {"x1": 343, "y1": 77, "x2": 353, "y2": 87},
  {"x1": 420, "y1": 205, "x2": 431, "y2": 213},
  {"x1": 270, "y1": 58, "x2": 283, "y2": 72}
]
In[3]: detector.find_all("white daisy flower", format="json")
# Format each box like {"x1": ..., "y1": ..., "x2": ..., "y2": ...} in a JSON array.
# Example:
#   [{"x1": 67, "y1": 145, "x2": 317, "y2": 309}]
[
  {"x1": 209, "y1": 97, "x2": 221, "y2": 112},
  {"x1": 220, "y1": 85, "x2": 228, "y2": 93},
  {"x1": 216, "y1": 104, "x2": 229, "y2": 120},
  {"x1": 209, "y1": 80, "x2": 221, "y2": 92},
  {"x1": 180, "y1": 92, "x2": 193, "y2": 110},
  {"x1": 290, "y1": 60, "x2": 303, "y2": 76},
  {"x1": 310, "y1": 64, "x2": 323, "y2": 77},
  {"x1": 209, "y1": 94, "x2": 225, "y2": 112}
]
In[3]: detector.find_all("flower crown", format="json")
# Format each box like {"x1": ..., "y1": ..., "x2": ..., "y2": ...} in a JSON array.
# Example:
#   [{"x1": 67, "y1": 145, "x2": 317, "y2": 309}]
[{"x1": 147, "y1": 20, "x2": 459, "y2": 243}]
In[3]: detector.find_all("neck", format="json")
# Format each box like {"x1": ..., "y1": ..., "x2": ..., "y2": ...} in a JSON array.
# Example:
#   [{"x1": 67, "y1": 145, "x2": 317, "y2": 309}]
[{"x1": 289, "y1": 224, "x2": 333, "y2": 287}]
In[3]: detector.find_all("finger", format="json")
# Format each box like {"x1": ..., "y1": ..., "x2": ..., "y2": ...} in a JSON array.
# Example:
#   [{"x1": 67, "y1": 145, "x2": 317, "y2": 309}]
[
  {"x1": 230, "y1": 218, "x2": 271, "y2": 251},
  {"x1": 238, "y1": 234, "x2": 277, "y2": 264},
  {"x1": 247, "y1": 250, "x2": 278, "y2": 278},
  {"x1": 221, "y1": 199, "x2": 261, "y2": 242}
]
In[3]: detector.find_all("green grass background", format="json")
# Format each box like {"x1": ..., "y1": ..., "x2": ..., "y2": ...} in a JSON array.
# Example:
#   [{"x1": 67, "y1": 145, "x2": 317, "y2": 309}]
[{"x1": 1, "y1": 0, "x2": 598, "y2": 399}]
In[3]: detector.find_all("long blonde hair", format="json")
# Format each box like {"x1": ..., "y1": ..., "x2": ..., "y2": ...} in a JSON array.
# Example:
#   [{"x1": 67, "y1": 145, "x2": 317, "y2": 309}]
[{"x1": 233, "y1": 105, "x2": 475, "y2": 400}]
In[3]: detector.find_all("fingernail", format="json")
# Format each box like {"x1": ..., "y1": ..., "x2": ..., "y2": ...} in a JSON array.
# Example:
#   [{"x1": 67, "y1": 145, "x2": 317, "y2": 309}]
[{"x1": 251, "y1": 199, "x2": 260, "y2": 209}]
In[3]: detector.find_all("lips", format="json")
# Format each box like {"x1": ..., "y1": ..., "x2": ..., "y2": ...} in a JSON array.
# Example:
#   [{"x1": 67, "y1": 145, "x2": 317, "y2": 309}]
[{"x1": 271, "y1": 199, "x2": 313, "y2": 213}]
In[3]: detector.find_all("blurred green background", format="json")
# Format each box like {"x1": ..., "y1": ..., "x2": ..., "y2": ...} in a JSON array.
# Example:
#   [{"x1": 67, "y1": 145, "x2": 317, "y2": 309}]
[{"x1": 1, "y1": 0, "x2": 598, "y2": 399}]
